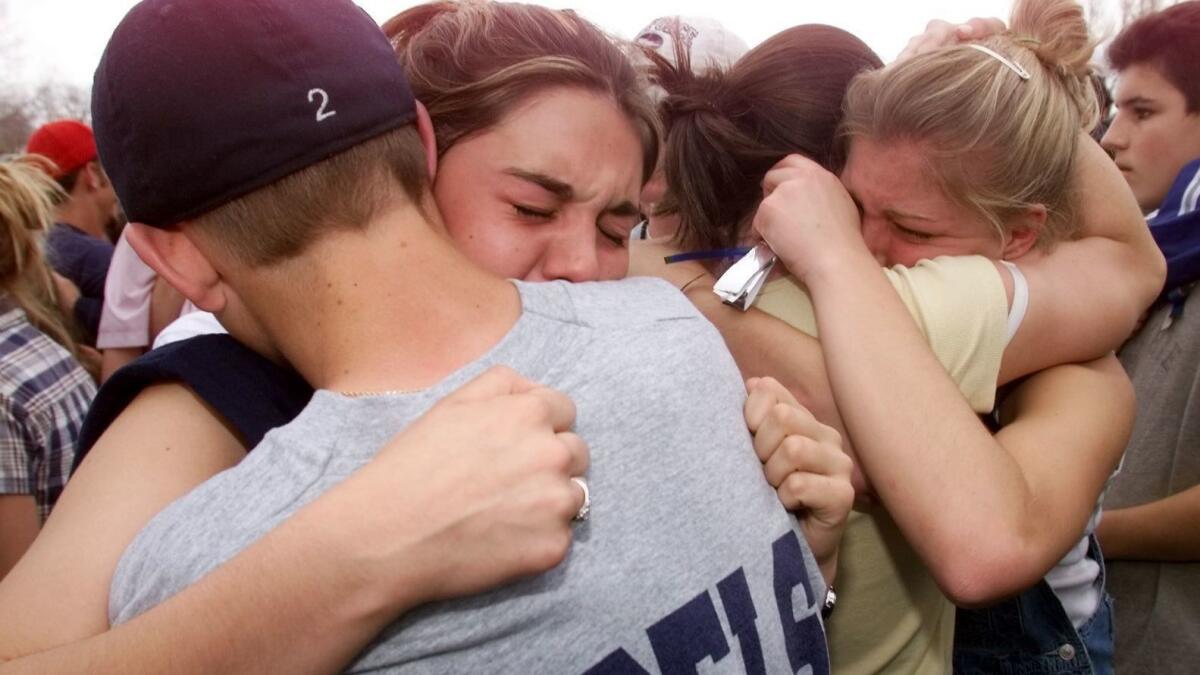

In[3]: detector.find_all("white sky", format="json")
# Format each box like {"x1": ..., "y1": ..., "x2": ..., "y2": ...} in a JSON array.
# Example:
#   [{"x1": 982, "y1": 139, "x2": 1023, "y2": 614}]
[{"x1": 4, "y1": 0, "x2": 1124, "y2": 88}]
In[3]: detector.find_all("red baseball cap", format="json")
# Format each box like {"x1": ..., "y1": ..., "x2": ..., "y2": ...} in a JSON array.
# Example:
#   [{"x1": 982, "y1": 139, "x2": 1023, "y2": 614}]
[{"x1": 25, "y1": 120, "x2": 97, "y2": 179}]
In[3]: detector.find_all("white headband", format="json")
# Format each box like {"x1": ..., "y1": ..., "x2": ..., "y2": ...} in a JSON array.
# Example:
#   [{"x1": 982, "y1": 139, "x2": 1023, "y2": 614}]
[{"x1": 966, "y1": 44, "x2": 1031, "y2": 81}]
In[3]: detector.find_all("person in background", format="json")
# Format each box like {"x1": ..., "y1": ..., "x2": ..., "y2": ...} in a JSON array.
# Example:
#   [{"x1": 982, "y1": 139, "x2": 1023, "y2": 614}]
[
  {"x1": 629, "y1": 15, "x2": 748, "y2": 241},
  {"x1": 24, "y1": 120, "x2": 118, "y2": 345},
  {"x1": 1097, "y1": 3, "x2": 1200, "y2": 673},
  {"x1": 1089, "y1": 72, "x2": 1113, "y2": 144},
  {"x1": 634, "y1": 15, "x2": 748, "y2": 75},
  {"x1": 0, "y1": 156, "x2": 96, "y2": 580},
  {"x1": 95, "y1": 230, "x2": 187, "y2": 382}
]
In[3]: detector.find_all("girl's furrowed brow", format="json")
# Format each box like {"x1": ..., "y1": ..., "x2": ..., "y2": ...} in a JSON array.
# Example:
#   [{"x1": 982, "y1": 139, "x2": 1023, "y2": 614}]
[{"x1": 503, "y1": 168, "x2": 574, "y2": 200}]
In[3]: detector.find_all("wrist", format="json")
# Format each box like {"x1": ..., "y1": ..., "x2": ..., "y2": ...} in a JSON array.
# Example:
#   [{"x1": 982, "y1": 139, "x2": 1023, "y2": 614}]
[
  {"x1": 1095, "y1": 507, "x2": 1134, "y2": 560},
  {"x1": 816, "y1": 550, "x2": 839, "y2": 589},
  {"x1": 290, "y1": 483, "x2": 426, "y2": 626},
  {"x1": 796, "y1": 244, "x2": 880, "y2": 298}
]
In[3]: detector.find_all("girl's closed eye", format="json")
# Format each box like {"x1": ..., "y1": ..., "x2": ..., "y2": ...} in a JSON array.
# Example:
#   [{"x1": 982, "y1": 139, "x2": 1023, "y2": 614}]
[
  {"x1": 597, "y1": 225, "x2": 626, "y2": 247},
  {"x1": 514, "y1": 204, "x2": 554, "y2": 220},
  {"x1": 894, "y1": 222, "x2": 935, "y2": 241},
  {"x1": 597, "y1": 215, "x2": 638, "y2": 248}
]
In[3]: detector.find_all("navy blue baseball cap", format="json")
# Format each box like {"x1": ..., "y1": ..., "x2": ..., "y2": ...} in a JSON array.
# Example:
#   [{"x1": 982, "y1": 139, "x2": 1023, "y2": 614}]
[{"x1": 92, "y1": 0, "x2": 418, "y2": 227}]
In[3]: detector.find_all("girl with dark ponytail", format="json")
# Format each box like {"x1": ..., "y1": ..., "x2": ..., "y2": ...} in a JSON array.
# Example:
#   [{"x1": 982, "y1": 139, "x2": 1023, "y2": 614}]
[{"x1": 651, "y1": 24, "x2": 880, "y2": 252}]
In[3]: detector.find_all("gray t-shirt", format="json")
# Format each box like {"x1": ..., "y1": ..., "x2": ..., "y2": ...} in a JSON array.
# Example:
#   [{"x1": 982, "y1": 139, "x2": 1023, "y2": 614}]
[
  {"x1": 109, "y1": 279, "x2": 830, "y2": 674},
  {"x1": 1107, "y1": 285, "x2": 1200, "y2": 675}
]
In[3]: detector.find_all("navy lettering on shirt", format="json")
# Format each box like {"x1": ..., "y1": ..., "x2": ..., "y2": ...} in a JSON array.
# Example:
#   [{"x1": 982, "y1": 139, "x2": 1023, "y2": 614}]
[
  {"x1": 585, "y1": 531, "x2": 828, "y2": 674},
  {"x1": 648, "y1": 591, "x2": 732, "y2": 674},
  {"x1": 585, "y1": 649, "x2": 653, "y2": 674},
  {"x1": 718, "y1": 568, "x2": 767, "y2": 675},
  {"x1": 774, "y1": 531, "x2": 830, "y2": 675}
]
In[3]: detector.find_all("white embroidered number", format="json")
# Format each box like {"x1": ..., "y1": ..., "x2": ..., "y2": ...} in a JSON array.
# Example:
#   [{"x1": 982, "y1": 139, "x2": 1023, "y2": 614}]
[{"x1": 307, "y1": 88, "x2": 337, "y2": 122}]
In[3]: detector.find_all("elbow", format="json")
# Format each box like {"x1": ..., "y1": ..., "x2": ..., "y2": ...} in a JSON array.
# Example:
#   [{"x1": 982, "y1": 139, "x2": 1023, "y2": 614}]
[
  {"x1": 1136, "y1": 246, "x2": 1168, "y2": 311},
  {"x1": 929, "y1": 541, "x2": 1047, "y2": 609},
  {"x1": 937, "y1": 572, "x2": 1020, "y2": 609},
  {"x1": 1104, "y1": 221, "x2": 1167, "y2": 338},
  {"x1": 1110, "y1": 245, "x2": 1166, "y2": 346}
]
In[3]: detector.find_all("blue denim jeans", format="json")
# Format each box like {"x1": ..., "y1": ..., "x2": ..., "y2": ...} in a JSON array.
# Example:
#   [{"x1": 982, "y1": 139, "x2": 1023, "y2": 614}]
[
  {"x1": 953, "y1": 535, "x2": 1114, "y2": 675},
  {"x1": 1076, "y1": 590, "x2": 1113, "y2": 675}
]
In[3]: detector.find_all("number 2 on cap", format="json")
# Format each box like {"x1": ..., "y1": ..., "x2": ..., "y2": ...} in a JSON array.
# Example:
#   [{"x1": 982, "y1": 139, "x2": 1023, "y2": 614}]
[{"x1": 307, "y1": 88, "x2": 337, "y2": 122}]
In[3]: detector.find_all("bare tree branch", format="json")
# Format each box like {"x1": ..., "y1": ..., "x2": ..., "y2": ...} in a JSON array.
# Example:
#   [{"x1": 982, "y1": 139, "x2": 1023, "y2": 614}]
[{"x1": 0, "y1": 0, "x2": 93, "y2": 155}]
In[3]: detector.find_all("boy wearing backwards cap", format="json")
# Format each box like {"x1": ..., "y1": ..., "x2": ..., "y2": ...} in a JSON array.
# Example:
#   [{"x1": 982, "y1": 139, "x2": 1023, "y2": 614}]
[
  {"x1": 0, "y1": 0, "x2": 845, "y2": 672},
  {"x1": 24, "y1": 120, "x2": 118, "y2": 344},
  {"x1": 0, "y1": 1, "x2": 586, "y2": 670}
]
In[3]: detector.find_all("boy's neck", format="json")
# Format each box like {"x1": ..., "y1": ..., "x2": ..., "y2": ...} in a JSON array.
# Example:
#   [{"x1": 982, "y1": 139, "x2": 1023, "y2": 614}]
[
  {"x1": 244, "y1": 204, "x2": 522, "y2": 394},
  {"x1": 55, "y1": 199, "x2": 109, "y2": 241}
]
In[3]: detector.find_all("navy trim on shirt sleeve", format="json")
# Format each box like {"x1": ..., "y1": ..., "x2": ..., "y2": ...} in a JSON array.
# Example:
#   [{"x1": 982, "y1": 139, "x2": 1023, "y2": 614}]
[{"x1": 73, "y1": 334, "x2": 313, "y2": 473}]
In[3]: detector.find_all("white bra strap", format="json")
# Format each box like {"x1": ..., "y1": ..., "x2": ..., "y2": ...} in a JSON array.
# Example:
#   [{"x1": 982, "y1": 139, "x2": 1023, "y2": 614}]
[{"x1": 1000, "y1": 260, "x2": 1029, "y2": 345}]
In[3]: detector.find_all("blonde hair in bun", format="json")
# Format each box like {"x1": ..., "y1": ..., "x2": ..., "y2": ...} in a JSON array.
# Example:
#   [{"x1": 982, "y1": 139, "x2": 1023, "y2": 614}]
[{"x1": 842, "y1": 0, "x2": 1099, "y2": 250}]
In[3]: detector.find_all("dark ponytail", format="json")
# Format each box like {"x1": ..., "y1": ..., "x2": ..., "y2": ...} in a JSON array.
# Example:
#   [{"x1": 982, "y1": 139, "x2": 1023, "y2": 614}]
[{"x1": 653, "y1": 24, "x2": 881, "y2": 251}]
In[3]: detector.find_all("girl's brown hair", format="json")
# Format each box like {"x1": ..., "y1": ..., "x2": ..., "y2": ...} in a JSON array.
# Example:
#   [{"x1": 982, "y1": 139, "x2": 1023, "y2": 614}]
[
  {"x1": 384, "y1": 0, "x2": 661, "y2": 184},
  {"x1": 653, "y1": 24, "x2": 883, "y2": 251},
  {"x1": 0, "y1": 155, "x2": 82, "y2": 354}
]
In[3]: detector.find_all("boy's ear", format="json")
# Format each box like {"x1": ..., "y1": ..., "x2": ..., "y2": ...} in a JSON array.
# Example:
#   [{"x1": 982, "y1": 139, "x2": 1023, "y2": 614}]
[
  {"x1": 81, "y1": 161, "x2": 108, "y2": 193},
  {"x1": 415, "y1": 100, "x2": 438, "y2": 181},
  {"x1": 1002, "y1": 204, "x2": 1046, "y2": 260},
  {"x1": 125, "y1": 222, "x2": 228, "y2": 313}
]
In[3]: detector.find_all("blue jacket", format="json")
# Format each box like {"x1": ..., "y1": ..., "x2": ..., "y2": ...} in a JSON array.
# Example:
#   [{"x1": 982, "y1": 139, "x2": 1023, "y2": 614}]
[
  {"x1": 1148, "y1": 158, "x2": 1200, "y2": 298},
  {"x1": 45, "y1": 223, "x2": 114, "y2": 344}
]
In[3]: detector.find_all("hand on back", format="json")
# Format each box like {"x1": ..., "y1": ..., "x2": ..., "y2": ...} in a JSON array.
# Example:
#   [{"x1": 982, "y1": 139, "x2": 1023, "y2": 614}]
[
  {"x1": 745, "y1": 376, "x2": 854, "y2": 584},
  {"x1": 320, "y1": 365, "x2": 589, "y2": 609}
]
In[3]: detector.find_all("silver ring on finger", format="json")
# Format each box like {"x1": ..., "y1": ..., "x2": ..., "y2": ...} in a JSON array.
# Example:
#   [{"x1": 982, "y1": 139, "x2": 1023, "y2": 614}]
[{"x1": 571, "y1": 477, "x2": 590, "y2": 522}]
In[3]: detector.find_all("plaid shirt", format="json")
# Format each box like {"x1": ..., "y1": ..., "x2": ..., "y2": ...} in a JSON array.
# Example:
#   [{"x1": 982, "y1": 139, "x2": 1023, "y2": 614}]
[{"x1": 0, "y1": 306, "x2": 96, "y2": 522}]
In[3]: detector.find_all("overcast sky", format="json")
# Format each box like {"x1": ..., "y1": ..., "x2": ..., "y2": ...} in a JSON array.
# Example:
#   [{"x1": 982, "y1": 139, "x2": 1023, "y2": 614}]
[{"x1": 5, "y1": 0, "x2": 1124, "y2": 88}]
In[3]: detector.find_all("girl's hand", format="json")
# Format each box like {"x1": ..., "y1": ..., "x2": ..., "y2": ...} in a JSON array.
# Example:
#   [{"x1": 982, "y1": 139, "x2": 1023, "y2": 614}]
[
  {"x1": 753, "y1": 155, "x2": 865, "y2": 282},
  {"x1": 745, "y1": 375, "x2": 854, "y2": 585},
  {"x1": 897, "y1": 17, "x2": 1007, "y2": 61},
  {"x1": 327, "y1": 366, "x2": 589, "y2": 608}
]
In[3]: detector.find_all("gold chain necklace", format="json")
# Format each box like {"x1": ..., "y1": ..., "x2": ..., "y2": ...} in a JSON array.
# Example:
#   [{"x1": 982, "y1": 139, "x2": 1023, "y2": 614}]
[{"x1": 336, "y1": 387, "x2": 425, "y2": 398}]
